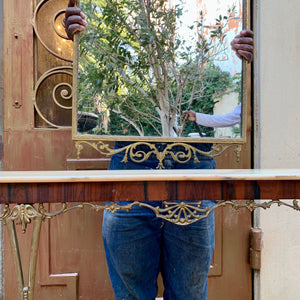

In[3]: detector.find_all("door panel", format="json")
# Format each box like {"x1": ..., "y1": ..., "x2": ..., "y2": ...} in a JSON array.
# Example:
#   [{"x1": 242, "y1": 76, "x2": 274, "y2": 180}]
[{"x1": 208, "y1": 206, "x2": 252, "y2": 300}]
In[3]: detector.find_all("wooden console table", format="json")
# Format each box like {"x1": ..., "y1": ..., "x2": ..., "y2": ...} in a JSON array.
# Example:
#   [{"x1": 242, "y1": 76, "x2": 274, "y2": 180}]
[{"x1": 1, "y1": 169, "x2": 300, "y2": 300}]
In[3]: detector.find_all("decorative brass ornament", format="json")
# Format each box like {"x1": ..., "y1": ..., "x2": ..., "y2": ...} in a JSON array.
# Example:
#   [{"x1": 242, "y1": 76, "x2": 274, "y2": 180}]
[
  {"x1": 81, "y1": 199, "x2": 300, "y2": 225},
  {"x1": 6, "y1": 199, "x2": 300, "y2": 231},
  {"x1": 3, "y1": 203, "x2": 77, "y2": 300},
  {"x1": 4, "y1": 199, "x2": 295, "y2": 227},
  {"x1": 7, "y1": 204, "x2": 43, "y2": 233},
  {"x1": 75, "y1": 140, "x2": 241, "y2": 168},
  {"x1": 0, "y1": 204, "x2": 10, "y2": 221},
  {"x1": 3, "y1": 198, "x2": 300, "y2": 300},
  {"x1": 234, "y1": 145, "x2": 242, "y2": 162},
  {"x1": 3, "y1": 203, "x2": 70, "y2": 233}
]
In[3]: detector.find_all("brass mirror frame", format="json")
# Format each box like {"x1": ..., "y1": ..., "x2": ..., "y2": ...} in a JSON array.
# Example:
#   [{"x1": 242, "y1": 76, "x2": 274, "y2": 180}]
[{"x1": 72, "y1": 0, "x2": 251, "y2": 162}]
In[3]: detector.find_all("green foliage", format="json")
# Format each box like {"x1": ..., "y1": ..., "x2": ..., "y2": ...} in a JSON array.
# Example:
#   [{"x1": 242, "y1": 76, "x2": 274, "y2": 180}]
[
  {"x1": 181, "y1": 63, "x2": 237, "y2": 137},
  {"x1": 78, "y1": 0, "x2": 239, "y2": 137}
]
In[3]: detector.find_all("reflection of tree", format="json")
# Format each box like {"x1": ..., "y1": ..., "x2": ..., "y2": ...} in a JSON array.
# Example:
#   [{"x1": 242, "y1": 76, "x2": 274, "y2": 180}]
[{"x1": 78, "y1": 0, "x2": 239, "y2": 137}]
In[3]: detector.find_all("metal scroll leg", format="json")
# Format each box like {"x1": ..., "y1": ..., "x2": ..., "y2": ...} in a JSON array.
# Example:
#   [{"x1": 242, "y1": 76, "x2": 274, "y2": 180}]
[
  {"x1": 5, "y1": 219, "x2": 24, "y2": 300},
  {"x1": 6, "y1": 215, "x2": 43, "y2": 300}
]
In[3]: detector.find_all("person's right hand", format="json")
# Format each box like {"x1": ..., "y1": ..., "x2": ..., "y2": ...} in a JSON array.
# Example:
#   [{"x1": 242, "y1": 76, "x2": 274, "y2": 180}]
[{"x1": 65, "y1": 0, "x2": 87, "y2": 40}]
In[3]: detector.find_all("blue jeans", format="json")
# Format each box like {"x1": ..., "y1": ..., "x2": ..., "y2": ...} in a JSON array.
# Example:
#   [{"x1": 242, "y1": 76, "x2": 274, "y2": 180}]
[{"x1": 102, "y1": 142, "x2": 216, "y2": 300}]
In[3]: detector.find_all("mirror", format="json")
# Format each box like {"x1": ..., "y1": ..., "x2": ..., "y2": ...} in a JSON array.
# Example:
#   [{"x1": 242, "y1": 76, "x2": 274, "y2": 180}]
[{"x1": 72, "y1": 0, "x2": 250, "y2": 153}]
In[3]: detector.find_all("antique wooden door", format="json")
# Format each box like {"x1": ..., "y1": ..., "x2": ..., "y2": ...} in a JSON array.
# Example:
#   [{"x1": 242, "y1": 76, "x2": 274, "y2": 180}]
[{"x1": 2, "y1": 0, "x2": 252, "y2": 299}]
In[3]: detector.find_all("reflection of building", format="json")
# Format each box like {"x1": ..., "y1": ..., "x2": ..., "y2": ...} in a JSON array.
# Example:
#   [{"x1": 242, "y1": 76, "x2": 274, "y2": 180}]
[
  {"x1": 173, "y1": 0, "x2": 242, "y2": 76},
  {"x1": 214, "y1": 90, "x2": 240, "y2": 138},
  {"x1": 197, "y1": 0, "x2": 242, "y2": 76}
]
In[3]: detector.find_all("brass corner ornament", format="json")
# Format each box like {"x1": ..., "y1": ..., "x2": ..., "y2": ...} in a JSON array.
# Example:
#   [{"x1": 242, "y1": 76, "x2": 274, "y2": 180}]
[
  {"x1": 75, "y1": 141, "x2": 241, "y2": 168},
  {"x1": 1, "y1": 203, "x2": 68, "y2": 233}
]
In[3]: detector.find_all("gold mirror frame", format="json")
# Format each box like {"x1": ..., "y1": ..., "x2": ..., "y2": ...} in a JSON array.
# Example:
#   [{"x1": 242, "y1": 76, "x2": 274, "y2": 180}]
[{"x1": 72, "y1": 0, "x2": 251, "y2": 165}]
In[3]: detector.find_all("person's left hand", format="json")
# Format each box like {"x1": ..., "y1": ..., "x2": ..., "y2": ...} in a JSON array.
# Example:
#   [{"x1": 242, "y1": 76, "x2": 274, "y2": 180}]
[
  {"x1": 231, "y1": 29, "x2": 254, "y2": 63},
  {"x1": 65, "y1": 0, "x2": 87, "y2": 40}
]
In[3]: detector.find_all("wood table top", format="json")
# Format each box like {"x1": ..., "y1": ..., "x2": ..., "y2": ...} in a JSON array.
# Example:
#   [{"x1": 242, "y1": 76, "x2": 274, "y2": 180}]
[
  {"x1": 0, "y1": 169, "x2": 299, "y2": 203},
  {"x1": 0, "y1": 169, "x2": 299, "y2": 183}
]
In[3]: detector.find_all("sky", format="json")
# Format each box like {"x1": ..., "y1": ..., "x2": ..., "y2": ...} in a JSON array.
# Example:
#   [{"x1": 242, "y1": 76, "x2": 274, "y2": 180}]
[{"x1": 174, "y1": 0, "x2": 242, "y2": 75}]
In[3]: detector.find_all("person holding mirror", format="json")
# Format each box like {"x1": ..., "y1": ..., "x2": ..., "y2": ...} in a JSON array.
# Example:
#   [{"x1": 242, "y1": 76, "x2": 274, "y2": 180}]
[{"x1": 65, "y1": 1, "x2": 253, "y2": 299}]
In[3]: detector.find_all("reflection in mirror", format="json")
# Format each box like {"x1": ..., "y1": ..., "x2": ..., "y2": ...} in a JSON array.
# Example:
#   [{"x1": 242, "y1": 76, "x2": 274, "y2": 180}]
[{"x1": 74, "y1": 0, "x2": 246, "y2": 141}]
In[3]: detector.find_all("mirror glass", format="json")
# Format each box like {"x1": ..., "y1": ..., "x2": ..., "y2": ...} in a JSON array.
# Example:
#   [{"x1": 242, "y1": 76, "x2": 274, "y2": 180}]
[{"x1": 73, "y1": 0, "x2": 249, "y2": 143}]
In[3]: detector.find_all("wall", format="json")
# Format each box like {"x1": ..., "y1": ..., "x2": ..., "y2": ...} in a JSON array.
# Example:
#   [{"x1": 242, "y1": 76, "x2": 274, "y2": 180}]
[{"x1": 254, "y1": 0, "x2": 300, "y2": 299}]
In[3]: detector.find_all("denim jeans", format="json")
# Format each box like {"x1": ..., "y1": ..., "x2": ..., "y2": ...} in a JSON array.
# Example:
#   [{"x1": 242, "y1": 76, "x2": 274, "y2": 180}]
[{"x1": 102, "y1": 142, "x2": 216, "y2": 300}]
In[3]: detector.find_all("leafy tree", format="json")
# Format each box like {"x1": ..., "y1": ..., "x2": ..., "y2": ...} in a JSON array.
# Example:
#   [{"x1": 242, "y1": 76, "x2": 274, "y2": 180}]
[{"x1": 78, "y1": 0, "x2": 238, "y2": 137}]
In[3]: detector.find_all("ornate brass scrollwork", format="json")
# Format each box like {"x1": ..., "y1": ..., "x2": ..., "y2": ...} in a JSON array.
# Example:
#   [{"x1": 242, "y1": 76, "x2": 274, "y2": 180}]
[
  {"x1": 81, "y1": 199, "x2": 300, "y2": 225},
  {"x1": 8, "y1": 199, "x2": 300, "y2": 230},
  {"x1": 7, "y1": 204, "x2": 43, "y2": 233},
  {"x1": 3, "y1": 203, "x2": 70, "y2": 233},
  {"x1": 14, "y1": 199, "x2": 297, "y2": 226},
  {"x1": 4, "y1": 198, "x2": 300, "y2": 300},
  {"x1": 75, "y1": 141, "x2": 240, "y2": 168}
]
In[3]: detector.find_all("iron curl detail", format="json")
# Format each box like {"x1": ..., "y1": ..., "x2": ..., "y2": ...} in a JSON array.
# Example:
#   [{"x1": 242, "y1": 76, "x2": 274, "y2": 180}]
[{"x1": 34, "y1": 67, "x2": 73, "y2": 128}]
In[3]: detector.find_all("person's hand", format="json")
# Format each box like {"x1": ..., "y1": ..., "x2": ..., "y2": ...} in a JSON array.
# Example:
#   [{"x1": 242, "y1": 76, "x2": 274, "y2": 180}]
[
  {"x1": 65, "y1": 0, "x2": 87, "y2": 40},
  {"x1": 231, "y1": 29, "x2": 254, "y2": 63},
  {"x1": 183, "y1": 110, "x2": 196, "y2": 122}
]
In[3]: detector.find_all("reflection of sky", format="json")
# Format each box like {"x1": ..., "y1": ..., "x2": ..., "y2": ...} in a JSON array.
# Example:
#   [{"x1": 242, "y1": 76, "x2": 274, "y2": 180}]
[
  {"x1": 175, "y1": 0, "x2": 198, "y2": 48},
  {"x1": 174, "y1": 0, "x2": 242, "y2": 75}
]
